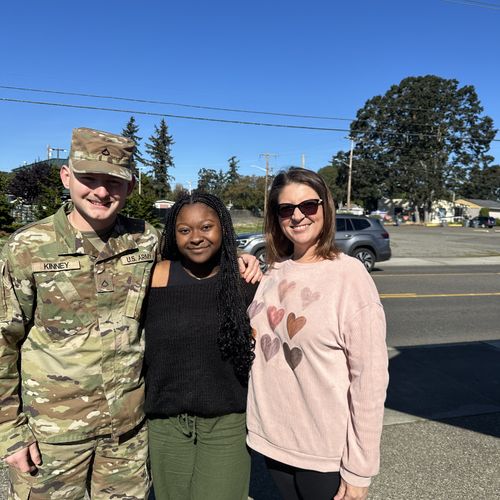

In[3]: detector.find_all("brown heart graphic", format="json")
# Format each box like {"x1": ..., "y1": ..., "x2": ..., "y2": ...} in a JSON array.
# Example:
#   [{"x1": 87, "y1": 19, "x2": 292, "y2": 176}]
[
  {"x1": 283, "y1": 342, "x2": 302, "y2": 370},
  {"x1": 287, "y1": 313, "x2": 306, "y2": 339},
  {"x1": 301, "y1": 287, "x2": 320, "y2": 308},
  {"x1": 261, "y1": 334, "x2": 280, "y2": 362},
  {"x1": 248, "y1": 300, "x2": 264, "y2": 319},
  {"x1": 267, "y1": 306, "x2": 285, "y2": 331},
  {"x1": 278, "y1": 279, "x2": 296, "y2": 302}
]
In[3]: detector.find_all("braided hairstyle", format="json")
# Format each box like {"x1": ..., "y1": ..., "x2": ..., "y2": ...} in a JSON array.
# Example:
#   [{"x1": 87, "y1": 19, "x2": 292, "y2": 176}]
[{"x1": 161, "y1": 192, "x2": 255, "y2": 383}]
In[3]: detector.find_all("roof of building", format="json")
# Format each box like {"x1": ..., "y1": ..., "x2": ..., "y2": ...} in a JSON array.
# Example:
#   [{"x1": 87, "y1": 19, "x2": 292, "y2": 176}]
[{"x1": 455, "y1": 198, "x2": 500, "y2": 209}]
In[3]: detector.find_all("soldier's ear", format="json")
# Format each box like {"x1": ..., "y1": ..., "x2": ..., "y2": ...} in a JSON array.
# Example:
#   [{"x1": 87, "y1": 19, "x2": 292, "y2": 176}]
[{"x1": 60, "y1": 165, "x2": 71, "y2": 189}]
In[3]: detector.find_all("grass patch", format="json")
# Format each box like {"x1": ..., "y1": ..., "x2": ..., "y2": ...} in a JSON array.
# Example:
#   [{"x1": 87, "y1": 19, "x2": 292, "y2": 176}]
[{"x1": 233, "y1": 221, "x2": 264, "y2": 234}]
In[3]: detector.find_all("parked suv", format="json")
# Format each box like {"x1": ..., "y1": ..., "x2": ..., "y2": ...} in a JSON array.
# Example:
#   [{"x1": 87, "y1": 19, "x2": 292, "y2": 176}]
[
  {"x1": 236, "y1": 215, "x2": 391, "y2": 272},
  {"x1": 469, "y1": 216, "x2": 496, "y2": 228}
]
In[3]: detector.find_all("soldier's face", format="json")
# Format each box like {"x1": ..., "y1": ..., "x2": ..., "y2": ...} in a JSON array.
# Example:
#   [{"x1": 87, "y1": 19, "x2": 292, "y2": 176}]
[
  {"x1": 60, "y1": 166, "x2": 135, "y2": 231},
  {"x1": 175, "y1": 203, "x2": 223, "y2": 266}
]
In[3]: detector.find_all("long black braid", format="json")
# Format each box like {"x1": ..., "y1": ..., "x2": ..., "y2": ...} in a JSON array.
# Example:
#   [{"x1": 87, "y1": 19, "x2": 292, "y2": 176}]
[{"x1": 161, "y1": 192, "x2": 255, "y2": 383}]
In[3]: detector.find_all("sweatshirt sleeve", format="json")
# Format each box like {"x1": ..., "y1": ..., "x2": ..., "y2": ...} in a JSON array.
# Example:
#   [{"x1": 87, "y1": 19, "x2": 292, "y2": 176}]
[
  {"x1": 339, "y1": 301, "x2": 389, "y2": 487},
  {"x1": 0, "y1": 245, "x2": 37, "y2": 459}
]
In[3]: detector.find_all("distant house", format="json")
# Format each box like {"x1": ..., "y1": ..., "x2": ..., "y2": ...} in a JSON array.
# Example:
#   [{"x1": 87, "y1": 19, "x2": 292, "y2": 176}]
[
  {"x1": 153, "y1": 199, "x2": 175, "y2": 221},
  {"x1": 454, "y1": 199, "x2": 500, "y2": 220},
  {"x1": 377, "y1": 198, "x2": 458, "y2": 223}
]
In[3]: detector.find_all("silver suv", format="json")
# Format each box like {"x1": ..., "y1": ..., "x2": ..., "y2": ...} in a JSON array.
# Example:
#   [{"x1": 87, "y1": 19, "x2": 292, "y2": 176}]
[{"x1": 236, "y1": 215, "x2": 391, "y2": 272}]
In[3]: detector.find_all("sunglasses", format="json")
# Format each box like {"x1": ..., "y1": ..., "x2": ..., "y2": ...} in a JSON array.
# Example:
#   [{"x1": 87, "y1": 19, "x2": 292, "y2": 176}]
[{"x1": 277, "y1": 199, "x2": 323, "y2": 218}]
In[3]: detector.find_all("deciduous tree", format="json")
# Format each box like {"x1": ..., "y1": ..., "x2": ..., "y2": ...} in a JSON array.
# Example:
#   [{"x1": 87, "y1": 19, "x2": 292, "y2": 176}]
[{"x1": 350, "y1": 75, "x2": 496, "y2": 221}]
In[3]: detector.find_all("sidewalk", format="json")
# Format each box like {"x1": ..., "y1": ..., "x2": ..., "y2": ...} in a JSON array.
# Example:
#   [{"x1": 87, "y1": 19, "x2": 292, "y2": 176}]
[
  {"x1": 382, "y1": 255, "x2": 500, "y2": 267},
  {"x1": 248, "y1": 340, "x2": 500, "y2": 500},
  {"x1": 1, "y1": 344, "x2": 499, "y2": 500}
]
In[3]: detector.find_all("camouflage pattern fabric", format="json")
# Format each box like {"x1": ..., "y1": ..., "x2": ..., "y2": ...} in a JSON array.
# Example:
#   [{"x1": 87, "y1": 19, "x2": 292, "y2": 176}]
[
  {"x1": 0, "y1": 203, "x2": 158, "y2": 460},
  {"x1": 69, "y1": 127, "x2": 136, "y2": 181},
  {"x1": 8, "y1": 421, "x2": 149, "y2": 499}
]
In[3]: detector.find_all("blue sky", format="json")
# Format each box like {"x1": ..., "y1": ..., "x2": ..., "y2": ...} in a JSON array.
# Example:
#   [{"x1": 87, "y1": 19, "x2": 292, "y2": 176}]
[{"x1": 1, "y1": 0, "x2": 499, "y2": 188}]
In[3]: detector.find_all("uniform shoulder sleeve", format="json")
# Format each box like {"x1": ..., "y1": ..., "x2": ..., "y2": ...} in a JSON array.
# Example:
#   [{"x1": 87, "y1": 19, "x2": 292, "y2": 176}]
[{"x1": 0, "y1": 237, "x2": 37, "y2": 458}]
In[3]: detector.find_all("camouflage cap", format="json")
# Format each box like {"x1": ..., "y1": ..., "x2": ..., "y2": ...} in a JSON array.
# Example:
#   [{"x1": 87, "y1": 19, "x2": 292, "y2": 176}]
[{"x1": 69, "y1": 127, "x2": 135, "y2": 181}]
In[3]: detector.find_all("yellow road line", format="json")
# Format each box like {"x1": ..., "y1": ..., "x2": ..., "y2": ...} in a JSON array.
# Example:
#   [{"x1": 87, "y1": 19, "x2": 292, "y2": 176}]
[{"x1": 380, "y1": 292, "x2": 500, "y2": 299}]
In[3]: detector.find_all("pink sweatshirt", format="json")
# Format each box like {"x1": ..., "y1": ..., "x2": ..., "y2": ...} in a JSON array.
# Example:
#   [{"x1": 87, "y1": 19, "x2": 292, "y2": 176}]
[{"x1": 246, "y1": 253, "x2": 389, "y2": 487}]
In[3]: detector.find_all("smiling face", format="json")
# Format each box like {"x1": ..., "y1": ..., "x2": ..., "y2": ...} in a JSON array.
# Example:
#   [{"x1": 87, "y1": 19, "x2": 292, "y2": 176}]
[
  {"x1": 60, "y1": 165, "x2": 135, "y2": 232},
  {"x1": 175, "y1": 202, "x2": 223, "y2": 271},
  {"x1": 277, "y1": 182, "x2": 325, "y2": 262}
]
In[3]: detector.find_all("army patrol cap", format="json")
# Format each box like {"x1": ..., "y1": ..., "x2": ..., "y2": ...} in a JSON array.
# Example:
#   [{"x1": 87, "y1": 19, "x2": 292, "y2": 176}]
[{"x1": 69, "y1": 127, "x2": 135, "y2": 181}]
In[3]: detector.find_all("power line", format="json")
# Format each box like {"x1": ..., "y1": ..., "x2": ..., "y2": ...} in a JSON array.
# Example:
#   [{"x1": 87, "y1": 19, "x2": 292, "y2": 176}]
[
  {"x1": 0, "y1": 85, "x2": 354, "y2": 123},
  {"x1": 0, "y1": 96, "x2": 351, "y2": 132},
  {"x1": 442, "y1": 0, "x2": 500, "y2": 10},
  {"x1": 1, "y1": 84, "x2": 496, "y2": 130},
  {"x1": 1, "y1": 96, "x2": 499, "y2": 142}
]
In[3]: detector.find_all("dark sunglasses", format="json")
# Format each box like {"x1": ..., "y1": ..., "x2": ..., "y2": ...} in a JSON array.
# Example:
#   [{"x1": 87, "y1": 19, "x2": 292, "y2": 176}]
[{"x1": 277, "y1": 199, "x2": 323, "y2": 218}]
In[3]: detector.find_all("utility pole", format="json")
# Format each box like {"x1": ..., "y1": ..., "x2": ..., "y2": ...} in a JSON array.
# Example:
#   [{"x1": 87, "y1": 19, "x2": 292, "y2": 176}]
[
  {"x1": 301, "y1": 154, "x2": 306, "y2": 168},
  {"x1": 47, "y1": 145, "x2": 67, "y2": 160},
  {"x1": 347, "y1": 138, "x2": 354, "y2": 210},
  {"x1": 259, "y1": 153, "x2": 278, "y2": 215}
]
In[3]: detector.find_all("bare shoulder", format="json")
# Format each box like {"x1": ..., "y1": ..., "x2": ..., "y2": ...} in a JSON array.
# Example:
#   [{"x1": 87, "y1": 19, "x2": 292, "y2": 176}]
[{"x1": 151, "y1": 260, "x2": 171, "y2": 288}]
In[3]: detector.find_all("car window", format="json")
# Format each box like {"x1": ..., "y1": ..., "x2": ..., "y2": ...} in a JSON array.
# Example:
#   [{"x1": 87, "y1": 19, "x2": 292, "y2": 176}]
[
  {"x1": 351, "y1": 218, "x2": 371, "y2": 230},
  {"x1": 336, "y1": 218, "x2": 353, "y2": 231}
]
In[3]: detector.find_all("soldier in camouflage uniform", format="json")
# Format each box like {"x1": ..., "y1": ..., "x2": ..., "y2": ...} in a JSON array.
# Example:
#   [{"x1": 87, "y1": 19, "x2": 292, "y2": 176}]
[{"x1": 0, "y1": 128, "x2": 158, "y2": 499}]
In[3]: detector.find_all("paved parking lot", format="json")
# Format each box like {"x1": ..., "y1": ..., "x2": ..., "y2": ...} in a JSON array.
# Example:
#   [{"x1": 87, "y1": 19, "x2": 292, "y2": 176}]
[{"x1": 386, "y1": 223, "x2": 500, "y2": 258}]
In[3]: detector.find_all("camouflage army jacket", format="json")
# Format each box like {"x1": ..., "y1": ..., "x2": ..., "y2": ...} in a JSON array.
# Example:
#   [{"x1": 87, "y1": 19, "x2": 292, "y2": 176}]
[{"x1": 0, "y1": 204, "x2": 158, "y2": 458}]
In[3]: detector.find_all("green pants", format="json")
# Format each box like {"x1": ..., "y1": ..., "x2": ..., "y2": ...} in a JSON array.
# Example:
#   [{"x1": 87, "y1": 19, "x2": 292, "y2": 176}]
[{"x1": 148, "y1": 412, "x2": 250, "y2": 500}]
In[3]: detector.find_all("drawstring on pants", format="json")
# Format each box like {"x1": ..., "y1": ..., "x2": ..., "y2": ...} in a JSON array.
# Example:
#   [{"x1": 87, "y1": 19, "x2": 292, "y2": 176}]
[{"x1": 178, "y1": 414, "x2": 197, "y2": 443}]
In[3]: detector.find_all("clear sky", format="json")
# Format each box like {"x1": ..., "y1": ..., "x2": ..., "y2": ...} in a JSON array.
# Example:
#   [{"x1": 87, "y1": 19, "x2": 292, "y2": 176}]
[{"x1": 1, "y1": 0, "x2": 499, "y2": 188}]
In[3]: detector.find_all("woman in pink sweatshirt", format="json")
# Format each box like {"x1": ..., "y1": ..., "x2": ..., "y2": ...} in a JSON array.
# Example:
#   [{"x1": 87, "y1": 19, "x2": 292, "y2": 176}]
[{"x1": 246, "y1": 167, "x2": 389, "y2": 500}]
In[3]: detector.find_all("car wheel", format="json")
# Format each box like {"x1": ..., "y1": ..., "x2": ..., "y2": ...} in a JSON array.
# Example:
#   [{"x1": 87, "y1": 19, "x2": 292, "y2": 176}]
[
  {"x1": 255, "y1": 248, "x2": 268, "y2": 272},
  {"x1": 352, "y1": 247, "x2": 376, "y2": 272}
]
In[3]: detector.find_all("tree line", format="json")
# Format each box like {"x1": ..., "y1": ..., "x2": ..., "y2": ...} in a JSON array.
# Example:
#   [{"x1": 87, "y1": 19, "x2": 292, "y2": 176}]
[{"x1": 0, "y1": 74, "x2": 499, "y2": 230}]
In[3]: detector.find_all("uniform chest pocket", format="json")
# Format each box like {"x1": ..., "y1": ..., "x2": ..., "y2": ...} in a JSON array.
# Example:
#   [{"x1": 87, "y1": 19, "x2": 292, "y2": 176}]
[
  {"x1": 122, "y1": 260, "x2": 153, "y2": 320},
  {"x1": 33, "y1": 260, "x2": 95, "y2": 339}
]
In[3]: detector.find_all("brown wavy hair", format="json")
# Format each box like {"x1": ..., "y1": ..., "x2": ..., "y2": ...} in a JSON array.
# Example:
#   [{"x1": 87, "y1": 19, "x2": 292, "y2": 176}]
[{"x1": 264, "y1": 167, "x2": 340, "y2": 266}]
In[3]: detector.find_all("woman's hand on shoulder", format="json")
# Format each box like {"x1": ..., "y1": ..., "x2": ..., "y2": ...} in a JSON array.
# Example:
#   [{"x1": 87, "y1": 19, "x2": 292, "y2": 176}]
[
  {"x1": 238, "y1": 253, "x2": 263, "y2": 284},
  {"x1": 151, "y1": 260, "x2": 171, "y2": 288},
  {"x1": 333, "y1": 478, "x2": 369, "y2": 500}
]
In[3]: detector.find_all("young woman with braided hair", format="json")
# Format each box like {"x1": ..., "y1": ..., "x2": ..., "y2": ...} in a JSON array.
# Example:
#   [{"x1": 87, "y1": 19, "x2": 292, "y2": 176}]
[{"x1": 143, "y1": 192, "x2": 257, "y2": 500}]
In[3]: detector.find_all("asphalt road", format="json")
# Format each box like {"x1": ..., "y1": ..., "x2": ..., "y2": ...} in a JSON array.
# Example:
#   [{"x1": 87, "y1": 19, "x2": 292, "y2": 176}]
[{"x1": 373, "y1": 264, "x2": 500, "y2": 346}]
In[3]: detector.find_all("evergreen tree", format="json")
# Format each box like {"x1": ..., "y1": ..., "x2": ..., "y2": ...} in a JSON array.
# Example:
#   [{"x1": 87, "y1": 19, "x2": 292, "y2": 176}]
[
  {"x1": 0, "y1": 194, "x2": 14, "y2": 230},
  {"x1": 145, "y1": 119, "x2": 175, "y2": 199},
  {"x1": 34, "y1": 165, "x2": 65, "y2": 220},
  {"x1": 0, "y1": 171, "x2": 13, "y2": 195},
  {"x1": 222, "y1": 156, "x2": 241, "y2": 203},
  {"x1": 460, "y1": 165, "x2": 500, "y2": 200},
  {"x1": 122, "y1": 173, "x2": 160, "y2": 226},
  {"x1": 319, "y1": 153, "x2": 349, "y2": 207},
  {"x1": 195, "y1": 168, "x2": 225, "y2": 198},
  {"x1": 122, "y1": 116, "x2": 145, "y2": 177},
  {"x1": 226, "y1": 156, "x2": 240, "y2": 185}
]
